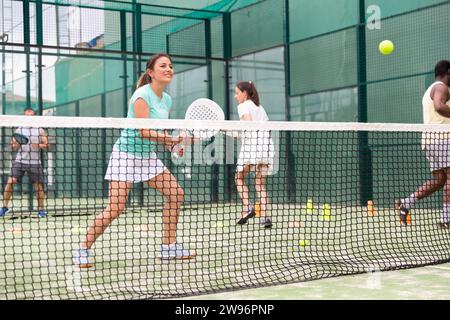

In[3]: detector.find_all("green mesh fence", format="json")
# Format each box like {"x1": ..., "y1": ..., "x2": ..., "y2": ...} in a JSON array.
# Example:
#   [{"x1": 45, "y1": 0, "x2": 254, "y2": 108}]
[
  {"x1": 288, "y1": 0, "x2": 358, "y2": 42},
  {"x1": 288, "y1": 0, "x2": 450, "y2": 124},
  {"x1": 230, "y1": 0, "x2": 284, "y2": 57},
  {"x1": 365, "y1": 2, "x2": 450, "y2": 123},
  {"x1": 289, "y1": 28, "x2": 358, "y2": 96}
]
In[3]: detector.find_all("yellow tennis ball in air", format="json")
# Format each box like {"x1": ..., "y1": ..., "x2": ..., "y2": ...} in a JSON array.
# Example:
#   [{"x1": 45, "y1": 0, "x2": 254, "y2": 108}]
[{"x1": 379, "y1": 40, "x2": 394, "y2": 55}]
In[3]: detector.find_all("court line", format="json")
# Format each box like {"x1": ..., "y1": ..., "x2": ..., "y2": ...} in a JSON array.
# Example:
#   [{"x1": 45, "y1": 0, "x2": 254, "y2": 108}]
[{"x1": 429, "y1": 265, "x2": 450, "y2": 271}]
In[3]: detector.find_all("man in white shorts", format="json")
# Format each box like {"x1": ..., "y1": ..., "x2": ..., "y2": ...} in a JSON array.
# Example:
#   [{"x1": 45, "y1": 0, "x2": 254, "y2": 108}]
[{"x1": 396, "y1": 60, "x2": 450, "y2": 228}]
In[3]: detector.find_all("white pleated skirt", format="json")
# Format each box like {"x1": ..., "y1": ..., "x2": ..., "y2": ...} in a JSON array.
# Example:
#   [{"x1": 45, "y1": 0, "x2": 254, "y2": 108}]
[
  {"x1": 104, "y1": 149, "x2": 166, "y2": 182},
  {"x1": 236, "y1": 132, "x2": 275, "y2": 174}
]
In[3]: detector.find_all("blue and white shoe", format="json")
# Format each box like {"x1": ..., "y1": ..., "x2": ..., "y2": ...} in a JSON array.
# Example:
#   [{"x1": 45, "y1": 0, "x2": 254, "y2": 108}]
[
  {"x1": 260, "y1": 217, "x2": 273, "y2": 229},
  {"x1": 38, "y1": 210, "x2": 46, "y2": 218},
  {"x1": 437, "y1": 218, "x2": 450, "y2": 229},
  {"x1": 73, "y1": 248, "x2": 94, "y2": 268},
  {"x1": 395, "y1": 199, "x2": 410, "y2": 226},
  {"x1": 0, "y1": 207, "x2": 9, "y2": 217},
  {"x1": 160, "y1": 243, "x2": 196, "y2": 260}
]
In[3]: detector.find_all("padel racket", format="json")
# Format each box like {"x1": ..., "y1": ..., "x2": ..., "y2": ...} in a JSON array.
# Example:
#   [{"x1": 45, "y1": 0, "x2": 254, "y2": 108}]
[
  {"x1": 184, "y1": 98, "x2": 225, "y2": 140},
  {"x1": 12, "y1": 133, "x2": 29, "y2": 145}
]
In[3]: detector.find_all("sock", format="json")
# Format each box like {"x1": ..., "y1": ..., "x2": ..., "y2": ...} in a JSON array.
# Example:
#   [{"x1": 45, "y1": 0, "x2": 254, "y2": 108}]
[
  {"x1": 442, "y1": 204, "x2": 450, "y2": 223},
  {"x1": 401, "y1": 194, "x2": 417, "y2": 210},
  {"x1": 247, "y1": 204, "x2": 254, "y2": 213},
  {"x1": 78, "y1": 248, "x2": 90, "y2": 257}
]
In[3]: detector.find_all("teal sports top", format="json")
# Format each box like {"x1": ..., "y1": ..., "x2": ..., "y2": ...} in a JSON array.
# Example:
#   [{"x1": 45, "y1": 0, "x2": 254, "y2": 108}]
[{"x1": 114, "y1": 84, "x2": 172, "y2": 156}]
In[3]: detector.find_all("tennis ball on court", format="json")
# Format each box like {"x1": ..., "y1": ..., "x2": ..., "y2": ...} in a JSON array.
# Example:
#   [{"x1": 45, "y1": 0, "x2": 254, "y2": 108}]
[
  {"x1": 9, "y1": 227, "x2": 23, "y2": 234},
  {"x1": 298, "y1": 239, "x2": 310, "y2": 247},
  {"x1": 216, "y1": 221, "x2": 224, "y2": 228},
  {"x1": 379, "y1": 40, "x2": 394, "y2": 55},
  {"x1": 71, "y1": 227, "x2": 83, "y2": 234}
]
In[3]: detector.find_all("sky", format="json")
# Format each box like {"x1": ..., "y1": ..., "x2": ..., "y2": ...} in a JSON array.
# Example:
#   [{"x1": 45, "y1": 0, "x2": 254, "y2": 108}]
[{"x1": 1, "y1": 0, "x2": 105, "y2": 101}]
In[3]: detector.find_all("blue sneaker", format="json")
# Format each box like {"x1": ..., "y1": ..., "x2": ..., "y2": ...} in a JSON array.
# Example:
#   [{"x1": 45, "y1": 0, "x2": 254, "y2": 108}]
[
  {"x1": 73, "y1": 248, "x2": 94, "y2": 268},
  {"x1": 160, "y1": 243, "x2": 196, "y2": 260},
  {"x1": 38, "y1": 210, "x2": 46, "y2": 218},
  {"x1": 0, "y1": 207, "x2": 9, "y2": 217}
]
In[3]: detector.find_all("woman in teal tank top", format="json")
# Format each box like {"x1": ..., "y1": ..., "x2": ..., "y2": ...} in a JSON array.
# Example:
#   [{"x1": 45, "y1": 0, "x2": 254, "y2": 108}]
[{"x1": 74, "y1": 54, "x2": 196, "y2": 267}]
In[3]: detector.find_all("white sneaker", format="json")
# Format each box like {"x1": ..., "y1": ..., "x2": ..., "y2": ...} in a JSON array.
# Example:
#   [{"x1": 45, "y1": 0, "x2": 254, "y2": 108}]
[
  {"x1": 73, "y1": 248, "x2": 94, "y2": 268},
  {"x1": 437, "y1": 218, "x2": 450, "y2": 229},
  {"x1": 160, "y1": 243, "x2": 196, "y2": 260}
]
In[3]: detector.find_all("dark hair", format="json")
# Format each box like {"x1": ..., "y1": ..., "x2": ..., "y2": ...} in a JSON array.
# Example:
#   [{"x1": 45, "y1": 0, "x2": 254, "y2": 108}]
[
  {"x1": 23, "y1": 107, "x2": 35, "y2": 114},
  {"x1": 136, "y1": 53, "x2": 173, "y2": 89},
  {"x1": 435, "y1": 60, "x2": 450, "y2": 78},
  {"x1": 236, "y1": 81, "x2": 260, "y2": 106}
]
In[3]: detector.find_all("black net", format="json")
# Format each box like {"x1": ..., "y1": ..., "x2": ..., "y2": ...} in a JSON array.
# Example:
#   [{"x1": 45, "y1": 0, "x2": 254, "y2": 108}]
[{"x1": 0, "y1": 116, "x2": 450, "y2": 299}]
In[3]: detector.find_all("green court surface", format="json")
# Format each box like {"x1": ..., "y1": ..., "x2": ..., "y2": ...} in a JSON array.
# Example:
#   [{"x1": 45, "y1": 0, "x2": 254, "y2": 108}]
[
  {"x1": 186, "y1": 262, "x2": 450, "y2": 300},
  {"x1": 1, "y1": 201, "x2": 449, "y2": 299}
]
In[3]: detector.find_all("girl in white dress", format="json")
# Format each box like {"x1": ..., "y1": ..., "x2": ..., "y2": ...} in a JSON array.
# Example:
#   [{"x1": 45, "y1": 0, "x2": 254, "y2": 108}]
[{"x1": 234, "y1": 81, "x2": 273, "y2": 228}]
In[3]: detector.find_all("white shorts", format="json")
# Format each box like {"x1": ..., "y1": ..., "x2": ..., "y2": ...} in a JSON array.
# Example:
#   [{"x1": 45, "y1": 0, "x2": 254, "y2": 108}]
[
  {"x1": 236, "y1": 133, "x2": 275, "y2": 174},
  {"x1": 424, "y1": 142, "x2": 450, "y2": 172},
  {"x1": 104, "y1": 149, "x2": 167, "y2": 182}
]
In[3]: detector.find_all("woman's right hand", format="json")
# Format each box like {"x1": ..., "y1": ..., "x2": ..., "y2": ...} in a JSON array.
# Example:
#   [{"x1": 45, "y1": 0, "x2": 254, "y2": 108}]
[
  {"x1": 176, "y1": 131, "x2": 199, "y2": 145},
  {"x1": 171, "y1": 144, "x2": 185, "y2": 157},
  {"x1": 168, "y1": 134, "x2": 185, "y2": 146},
  {"x1": 163, "y1": 130, "x2": 199, "y2": 146}
]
